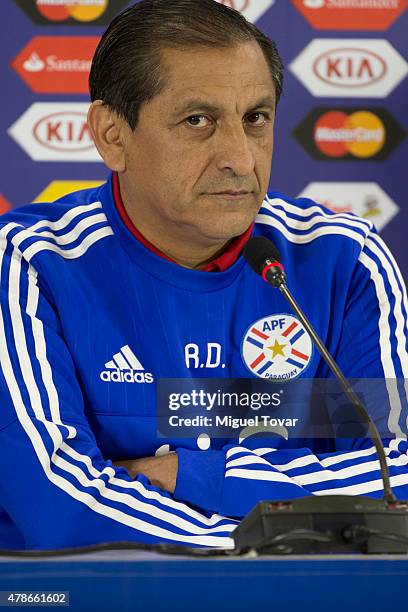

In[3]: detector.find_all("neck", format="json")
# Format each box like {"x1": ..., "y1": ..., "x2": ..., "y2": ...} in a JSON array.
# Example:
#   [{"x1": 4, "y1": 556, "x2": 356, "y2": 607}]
[
  {"x1": 117, "y1": 176, "x2": 231, "y2": 269},
  {"x1": 138, "y1": 232, "x2": 233, "y2": 270}
]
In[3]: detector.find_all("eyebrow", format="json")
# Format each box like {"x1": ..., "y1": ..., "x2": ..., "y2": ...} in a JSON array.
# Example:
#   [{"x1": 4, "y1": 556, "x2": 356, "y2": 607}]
[{"x1": 175, "y1": 95, "x2": 276, "y2": 116}]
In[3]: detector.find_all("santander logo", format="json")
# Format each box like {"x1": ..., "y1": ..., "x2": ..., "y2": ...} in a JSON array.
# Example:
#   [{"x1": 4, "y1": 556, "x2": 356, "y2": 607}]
[
  {"x1": 313, "y1": 47, "x2": 386, "y2": 88},
  {"x1": 23, "y1": 52, "x2": 45, "y2": 72},
  {"x1": 13, "y1": 37, "x2": 99, "y2": 94},
  {"x1": 292, "y1": 0, "x2": 406, "y2": 31},
  {"x1": 303, "y1": 0, "x2": 324, "y2": 6},
  {"x1": 33, "y1": 111, "x2": 94, "y2": 152}
]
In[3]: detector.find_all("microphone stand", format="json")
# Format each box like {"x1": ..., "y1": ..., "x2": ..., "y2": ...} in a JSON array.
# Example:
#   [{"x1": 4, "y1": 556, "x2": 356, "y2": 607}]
[{"x1": 279, "y1": 277, "x2": 395, "y2": 504}]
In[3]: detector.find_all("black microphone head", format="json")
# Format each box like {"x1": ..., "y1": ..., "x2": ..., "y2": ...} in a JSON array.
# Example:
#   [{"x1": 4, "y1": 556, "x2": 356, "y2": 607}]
[{"x1": 243, "y1": 236, "x2": 282, "y2": 276}]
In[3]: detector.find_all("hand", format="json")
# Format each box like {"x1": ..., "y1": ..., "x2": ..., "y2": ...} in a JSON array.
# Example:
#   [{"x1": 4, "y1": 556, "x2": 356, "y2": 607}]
[{"x1": 113, "y1": 452, "x2": 178, "y2": 494}]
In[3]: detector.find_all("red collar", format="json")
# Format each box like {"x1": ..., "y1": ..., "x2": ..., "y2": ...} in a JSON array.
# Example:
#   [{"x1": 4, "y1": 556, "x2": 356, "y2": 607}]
[{"x1": 112, "y1": 172, "x2": 253, "y2": 272}]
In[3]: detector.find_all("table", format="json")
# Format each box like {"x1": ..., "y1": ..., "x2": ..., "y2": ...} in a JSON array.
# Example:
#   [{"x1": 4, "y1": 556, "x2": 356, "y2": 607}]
[{"x1": 1, "y1": 551, "x2": 407, "y2": 612}]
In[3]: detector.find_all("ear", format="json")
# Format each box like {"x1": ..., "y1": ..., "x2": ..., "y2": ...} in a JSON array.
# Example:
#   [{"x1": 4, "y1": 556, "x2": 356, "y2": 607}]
[{"x1": 87, "y1": 101, "x2": 127, "y2": 172}]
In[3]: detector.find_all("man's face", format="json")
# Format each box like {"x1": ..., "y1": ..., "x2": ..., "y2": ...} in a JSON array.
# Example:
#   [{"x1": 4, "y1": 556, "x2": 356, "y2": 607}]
[{"x1": 121, "y1": 41, "x2": 276, "y2": 244}]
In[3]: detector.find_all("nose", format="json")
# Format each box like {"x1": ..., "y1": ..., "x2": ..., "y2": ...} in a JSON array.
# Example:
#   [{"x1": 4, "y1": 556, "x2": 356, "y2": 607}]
[{"x1": 214, "y1": 122, "x2": 256, "y2": 178}]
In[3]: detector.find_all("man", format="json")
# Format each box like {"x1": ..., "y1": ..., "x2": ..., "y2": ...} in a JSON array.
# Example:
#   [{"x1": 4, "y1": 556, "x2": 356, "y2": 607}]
[{"x1": 0, "y1": 0, "x2": 407, "y2": 550}]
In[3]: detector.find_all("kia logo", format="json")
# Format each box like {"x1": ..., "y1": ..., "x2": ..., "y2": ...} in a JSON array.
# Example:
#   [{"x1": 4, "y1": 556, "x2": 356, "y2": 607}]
[
  {"x1": 33, "y1": 111, "x2": 94, "y2": 152},
  {"x1": 313, "y1": 47, "x2": 386, "y2": 88},
  {"x1": 218, "y1": 0, "x2": 250, "y2": 11}
]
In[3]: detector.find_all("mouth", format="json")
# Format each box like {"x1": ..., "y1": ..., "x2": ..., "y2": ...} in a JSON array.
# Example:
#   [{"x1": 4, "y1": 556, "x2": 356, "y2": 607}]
[{"x1": 206, "y1": 190, "x2": 253, "y2": 199}]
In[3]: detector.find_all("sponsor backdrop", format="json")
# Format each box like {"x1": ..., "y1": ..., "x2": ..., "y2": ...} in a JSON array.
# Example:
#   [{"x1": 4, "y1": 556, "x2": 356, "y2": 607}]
[{"x1": 0, "y1": 0, "x2": 407, "y2": 277}]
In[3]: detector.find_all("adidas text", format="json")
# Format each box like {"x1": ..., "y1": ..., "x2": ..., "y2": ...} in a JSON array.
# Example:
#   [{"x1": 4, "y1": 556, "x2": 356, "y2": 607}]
[{"x1": 100, "y1": 370, "x2": 154, "y2": 384}]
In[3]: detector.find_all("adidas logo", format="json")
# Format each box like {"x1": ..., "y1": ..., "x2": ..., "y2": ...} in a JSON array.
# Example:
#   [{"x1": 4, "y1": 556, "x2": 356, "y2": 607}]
[{"x1": 100, "y1": 345, "x2": 154, "y2": 384}]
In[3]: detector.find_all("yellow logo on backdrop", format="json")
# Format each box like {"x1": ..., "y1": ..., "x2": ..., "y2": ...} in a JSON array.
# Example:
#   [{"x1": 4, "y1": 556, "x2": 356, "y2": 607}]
[{"x1": 34, "y1": 180, "x2": 105, "y2": 203}]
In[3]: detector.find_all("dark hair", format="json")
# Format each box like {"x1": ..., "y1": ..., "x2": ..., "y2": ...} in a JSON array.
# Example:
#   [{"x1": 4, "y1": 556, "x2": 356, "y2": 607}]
[{"x1": 89, "y1": 0, "x2": 284, "y2": 130}]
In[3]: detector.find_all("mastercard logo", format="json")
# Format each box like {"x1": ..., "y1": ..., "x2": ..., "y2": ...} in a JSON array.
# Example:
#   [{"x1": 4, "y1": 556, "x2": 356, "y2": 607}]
[
  {"x1": 35, "y1": 0, "x2": 108, "y2": 22},
  {"x1": 313, "y1": 111, "x2": 385, "y2": 158},
  {"x1": 13, "y1": 0, "x2": 129, "y2": 25},
  {"x1": 293, "y1": 107, "x2": 405, "y2": 162}
]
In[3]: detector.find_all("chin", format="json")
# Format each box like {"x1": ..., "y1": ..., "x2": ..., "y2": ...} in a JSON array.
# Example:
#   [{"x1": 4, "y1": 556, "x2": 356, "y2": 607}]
[{"x1": 200, "y1": 218, "x2": 254, "y2": 242}]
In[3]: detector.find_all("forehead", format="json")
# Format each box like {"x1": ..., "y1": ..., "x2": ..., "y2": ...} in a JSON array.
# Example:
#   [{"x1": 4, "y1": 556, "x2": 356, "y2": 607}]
[{"x1": 159, "y1": 42, "x2": 276, "y2": 107}]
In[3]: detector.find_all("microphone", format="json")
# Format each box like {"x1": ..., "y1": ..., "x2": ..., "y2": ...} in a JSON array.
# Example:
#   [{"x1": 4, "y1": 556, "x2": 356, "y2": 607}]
[
  {"x1": 234, "y1": 236, "x2": 408, "y2": 554},
  {"x1": 244, "y1": 236, "x2": 286, "y2": 287}
]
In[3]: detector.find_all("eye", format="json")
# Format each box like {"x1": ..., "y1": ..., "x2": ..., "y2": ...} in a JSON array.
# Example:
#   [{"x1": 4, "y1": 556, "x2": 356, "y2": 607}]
[
  {"x1": 185, "y1": 115, "x2": 212, "y2": 128},
  {"x1": 246, "y1": 112, "x2": 270, "y2": 127}
]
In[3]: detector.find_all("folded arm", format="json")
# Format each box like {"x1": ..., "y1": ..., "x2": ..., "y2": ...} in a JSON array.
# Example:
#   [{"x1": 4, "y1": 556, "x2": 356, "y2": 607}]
[{"x1": 0, "y1": 238, "x2": 236, "y2": 549}]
